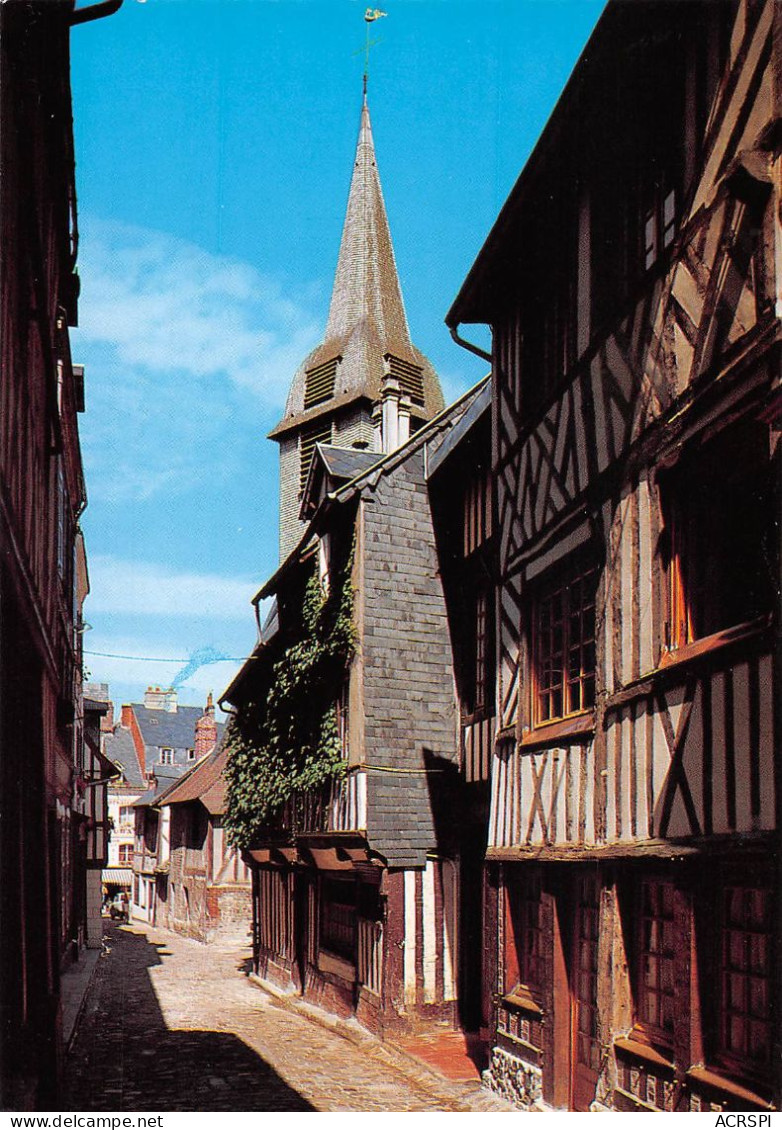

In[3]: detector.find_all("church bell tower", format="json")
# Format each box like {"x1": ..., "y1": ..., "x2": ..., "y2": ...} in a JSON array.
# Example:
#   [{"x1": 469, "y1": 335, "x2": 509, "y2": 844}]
[{"x1": 269, "y1": 90, "x2": 444, "y2": 560}]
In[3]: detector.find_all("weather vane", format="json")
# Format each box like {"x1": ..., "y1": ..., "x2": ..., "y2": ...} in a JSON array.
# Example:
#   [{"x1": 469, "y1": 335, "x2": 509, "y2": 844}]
[{"x1": 362, "y1": 8, "x2": 388, "y2": 96}]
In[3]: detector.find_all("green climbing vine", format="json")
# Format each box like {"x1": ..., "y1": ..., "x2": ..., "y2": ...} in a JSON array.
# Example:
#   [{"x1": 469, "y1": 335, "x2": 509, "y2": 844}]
[{"x1": 224, "y1": 550, "x2": 355, "y2": 848}]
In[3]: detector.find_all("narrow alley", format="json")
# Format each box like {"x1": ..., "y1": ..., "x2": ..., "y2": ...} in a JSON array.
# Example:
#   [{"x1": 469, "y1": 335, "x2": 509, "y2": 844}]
[{"x1": 64, "y1": 923, "x2": 511, "y2": 1113}]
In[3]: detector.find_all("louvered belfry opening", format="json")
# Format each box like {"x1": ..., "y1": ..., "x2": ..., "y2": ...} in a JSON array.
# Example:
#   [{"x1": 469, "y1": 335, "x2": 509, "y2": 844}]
[
  {"x1": 304, "y1": 356, "x2": 340, "y2": 411},
  {"x1": 299, "y1": 420, "x2": 333, "y2": 492},
  {"x1": 385, "y1": 353, "x2": 425, "y2": 406}
]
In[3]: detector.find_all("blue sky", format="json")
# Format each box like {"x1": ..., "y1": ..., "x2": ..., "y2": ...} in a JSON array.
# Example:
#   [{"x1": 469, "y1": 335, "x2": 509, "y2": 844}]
[{"x1": 70, "y1": 0, "x2": 605, "y2": 715}]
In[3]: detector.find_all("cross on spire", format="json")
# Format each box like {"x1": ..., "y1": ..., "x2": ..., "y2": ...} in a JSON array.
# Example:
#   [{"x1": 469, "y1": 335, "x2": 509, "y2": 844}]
[{"x1": 362, "y1": 8, "x2": 387, "y2": 95}]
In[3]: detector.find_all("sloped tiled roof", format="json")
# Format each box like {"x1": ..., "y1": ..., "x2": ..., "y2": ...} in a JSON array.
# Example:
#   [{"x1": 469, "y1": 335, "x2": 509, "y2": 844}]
[
  {"x1": 105, "y1": 726, "x2": 145, "y2": 788},
  {"x1": 300, "y1": 443, "x2": 382, "y2": 519},
  {"x1": 269, "y1": 95, "x2": 443, "y2": 440},
  {"x1": 317, "y1": 444, "x2": 380, "y2": 483},
  {"x1": 133, "y1": 704, "x2": 202, "y2": 749},
  {"x1": 426, "y1": 376, "x2": 491, "y2": 476},
  {"x1": 162, "y1": 743, "x2": 229, "y2": 816},
  {"x1": 132, "y1": 764, "x2": 187, "y2": 808}
]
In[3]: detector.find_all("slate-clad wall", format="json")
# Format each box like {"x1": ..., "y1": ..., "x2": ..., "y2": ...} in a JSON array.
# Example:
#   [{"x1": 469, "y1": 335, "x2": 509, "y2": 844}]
[
  {"x1": 361, "y1": 447, "x2": 458, "y2": 867},
  {"x1": 279, "y1": 433, "x2": 302, "y2": 561}
]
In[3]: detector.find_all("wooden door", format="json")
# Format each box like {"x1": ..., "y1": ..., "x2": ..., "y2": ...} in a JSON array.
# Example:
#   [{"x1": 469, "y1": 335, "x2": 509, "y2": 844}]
[{"x1": 571, "y1": 871, "x2": 600, "y2": 1110}]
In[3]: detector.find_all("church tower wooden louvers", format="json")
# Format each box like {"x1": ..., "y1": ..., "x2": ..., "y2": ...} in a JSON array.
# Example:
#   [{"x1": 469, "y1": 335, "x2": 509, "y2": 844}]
[{"x1": 269, "y1": 92, "x2": 444, "y2": 560}]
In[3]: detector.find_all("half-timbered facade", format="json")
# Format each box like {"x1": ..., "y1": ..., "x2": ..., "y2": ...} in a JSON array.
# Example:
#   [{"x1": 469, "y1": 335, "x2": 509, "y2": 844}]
[
  {"x1": 0, "y1": 0, "x2": 120, "y2": 1108},
  {"x1": 447, "y1": 0, "x2": 779, "y2": 1111}
]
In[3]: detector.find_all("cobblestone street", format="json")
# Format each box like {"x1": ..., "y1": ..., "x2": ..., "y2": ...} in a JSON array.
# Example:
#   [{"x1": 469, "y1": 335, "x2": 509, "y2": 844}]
[{"x1": 65, "y1": 922, "x2": 511, "y2": 1113}]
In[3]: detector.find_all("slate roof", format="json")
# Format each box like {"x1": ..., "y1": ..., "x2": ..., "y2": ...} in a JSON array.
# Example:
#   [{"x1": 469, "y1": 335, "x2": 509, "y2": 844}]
[
  {"x1": 133, "y1": 704, "x2": 205, "y2": 751},
  {"x1": 317, "y1": 444, "x2": 380, "y2": 483},
  {"x1": 104, "y1": 726, "x2": 144, "y2": 788},
  {"x1": 162, "y1": 743, "x2": 230, "y2": 816},
  {"x1": 426, "y1": 376, "x2": 491, "y2": 476},
  {"x1": 269, "y1": 95, "x2": 443, "y2": 440},
  {"x1": 300, "y1": 443, "x2": 382, "y2": 519},
  {"x1": 132, "y1": 764, "x2": 187, "y2": 807}
]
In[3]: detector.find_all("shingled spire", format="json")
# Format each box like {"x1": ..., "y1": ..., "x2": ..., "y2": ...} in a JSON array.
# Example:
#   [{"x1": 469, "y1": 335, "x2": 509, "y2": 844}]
[
  {"x1": 322, "y1": 91, "x2": 412, "y2": 360},
  {"x1": 271, "y1": 92, "x2": 443, "y2": 560}
]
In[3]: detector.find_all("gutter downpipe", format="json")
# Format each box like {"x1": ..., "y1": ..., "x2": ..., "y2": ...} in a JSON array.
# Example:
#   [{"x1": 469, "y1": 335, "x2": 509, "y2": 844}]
[
  {"x1": 70, "y1": 0, "x2": 124, "y2": 26},
  {"x1": 449, "y1": 323, "x2": 492, "y2": 365}
]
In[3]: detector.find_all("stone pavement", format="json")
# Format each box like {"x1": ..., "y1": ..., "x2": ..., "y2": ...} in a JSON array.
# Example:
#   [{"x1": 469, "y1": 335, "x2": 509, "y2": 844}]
[{"x1": 65, "y1": 921, "x2": 512, "y2": 1113}]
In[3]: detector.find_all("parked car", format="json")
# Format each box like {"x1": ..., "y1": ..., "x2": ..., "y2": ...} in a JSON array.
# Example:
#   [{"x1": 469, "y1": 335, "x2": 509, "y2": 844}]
[{"x1": 108, "y1": 894, "x2": 129, "y2": 921}]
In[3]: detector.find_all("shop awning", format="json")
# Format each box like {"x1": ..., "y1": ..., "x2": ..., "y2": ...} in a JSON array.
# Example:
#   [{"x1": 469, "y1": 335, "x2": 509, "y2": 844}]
[{"x1": 102, "y1": 869, "x2": 132, "y2": 884}]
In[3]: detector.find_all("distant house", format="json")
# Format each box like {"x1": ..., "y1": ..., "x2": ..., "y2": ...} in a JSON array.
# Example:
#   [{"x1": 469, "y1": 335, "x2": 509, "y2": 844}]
[
  {"x1": 157, "y1": 727, "x2": 252, "y2": 942},
  {"x1": 102, "y1": 713, "x2": 146, "y2": 902},
  {"x1": 125, "y1": 688, "x2": 224, "y2": 923},
  {"x1": 132, "y1": 764, "x2": 183, "y2": 925}
]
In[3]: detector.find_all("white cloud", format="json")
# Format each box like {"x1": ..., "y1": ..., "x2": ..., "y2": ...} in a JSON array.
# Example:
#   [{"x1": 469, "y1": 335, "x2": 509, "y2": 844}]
[
  {"x1": 72, "y1": 219, "x2": 322, "y2": 502},
  {"x1": 86, "y1": 554, "x2": 258, "y2": 620},
  {"x1": 75, "y1": 219, "x2": 321, "y2": 405}
]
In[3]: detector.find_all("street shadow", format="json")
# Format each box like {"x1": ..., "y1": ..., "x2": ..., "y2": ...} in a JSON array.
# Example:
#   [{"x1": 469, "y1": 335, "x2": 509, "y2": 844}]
[{"x1": 64, "y1": 923, "x2": 314, "y2": 1112}]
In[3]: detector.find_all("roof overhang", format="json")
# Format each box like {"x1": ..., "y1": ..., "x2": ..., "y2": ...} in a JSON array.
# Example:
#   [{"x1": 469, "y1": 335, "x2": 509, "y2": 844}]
[{"x1": 268, "y1": 392, "x2": 373, "y2": 441}]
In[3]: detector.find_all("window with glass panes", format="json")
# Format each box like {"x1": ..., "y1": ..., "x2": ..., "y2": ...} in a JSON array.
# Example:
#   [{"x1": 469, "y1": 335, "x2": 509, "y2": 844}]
[
  {"x1": 575, "y1": 872, "x2": 601, "y2": 1074},
  {"x1": 320, "y1": 877, "x2": 357, "y2": 963},
  {"x1": 637, "y1": 878, "x2": 675, "y2": 1044},
  {"x1": 533, "y1": 556, "x2": 597, "y2": 724},
  {"x1": 505, "y1": 870, "x2": 543, "y2": 994},
  {"x1": 720, "y1": 886, "x2": 773, "y2": 1075}
]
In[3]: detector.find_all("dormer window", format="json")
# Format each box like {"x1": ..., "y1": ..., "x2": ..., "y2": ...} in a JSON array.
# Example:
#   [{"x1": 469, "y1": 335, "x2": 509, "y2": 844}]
[
  {"x1": 300, "y1": 421, "x2": 333, "y2": 492},
  {"x1": 187, "y1": 748, "x2": 196, "y2": 762},
  {"x1": 304, "y1": 357, "x2": 339, "y2": 411},
  {"x1": 160, "y1": 748, "x2": 173, "y2": 766}
]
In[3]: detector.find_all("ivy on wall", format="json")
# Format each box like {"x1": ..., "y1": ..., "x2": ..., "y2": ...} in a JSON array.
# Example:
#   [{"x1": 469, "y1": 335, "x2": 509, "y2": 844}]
[{"x1": 224, "y1": 553, "x2": 355, "y2": 848}]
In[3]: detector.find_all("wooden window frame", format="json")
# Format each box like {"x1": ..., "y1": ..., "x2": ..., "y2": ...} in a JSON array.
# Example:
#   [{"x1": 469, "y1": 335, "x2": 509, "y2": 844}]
[
  {"x1": 531, "y1": 554, "x2": 597, "y2": 728},
  {"x1": 643, "y1": 183, "x2": 676, "y2": 272},
  {"x1": 660, "y1": 419, "x2": 774, "y2": 656},
  {"x1": 716, "y1": 882, "x2": 774, "y2": 1083},
  {"x1": 118, "y1": 842, "x2": 133, "y2": 866},
  {"x1": 463, "y1": 465, "x2": 492, "y2": 557},
  {"x1": 504, "y1": 868, "x2": 543, "y2": 1006},
  {"x1": 320, "y1": 876, "x2": 358, "y2": 966},
  {"x1": 574, "y1": 870, "x2": 602, "y2": 1081},
  {"x1": 463, "y1": 581, "x2": 495, "y2": 721},
  {"x1": 633, "y1": 876, "x2": 676, "y2": 1051}
]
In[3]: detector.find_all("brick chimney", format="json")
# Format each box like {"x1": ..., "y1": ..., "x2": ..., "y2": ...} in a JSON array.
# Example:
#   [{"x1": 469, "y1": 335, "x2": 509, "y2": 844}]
[
  {"x1": 194, "y1": 692, "x2": 217, "y2": 759},
  {"x1": 121, "y1": 703, "x2": 146, "y2": 779},
  {"x1": 100, "y1": 701, "x2": 114, "y2": 733}
]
